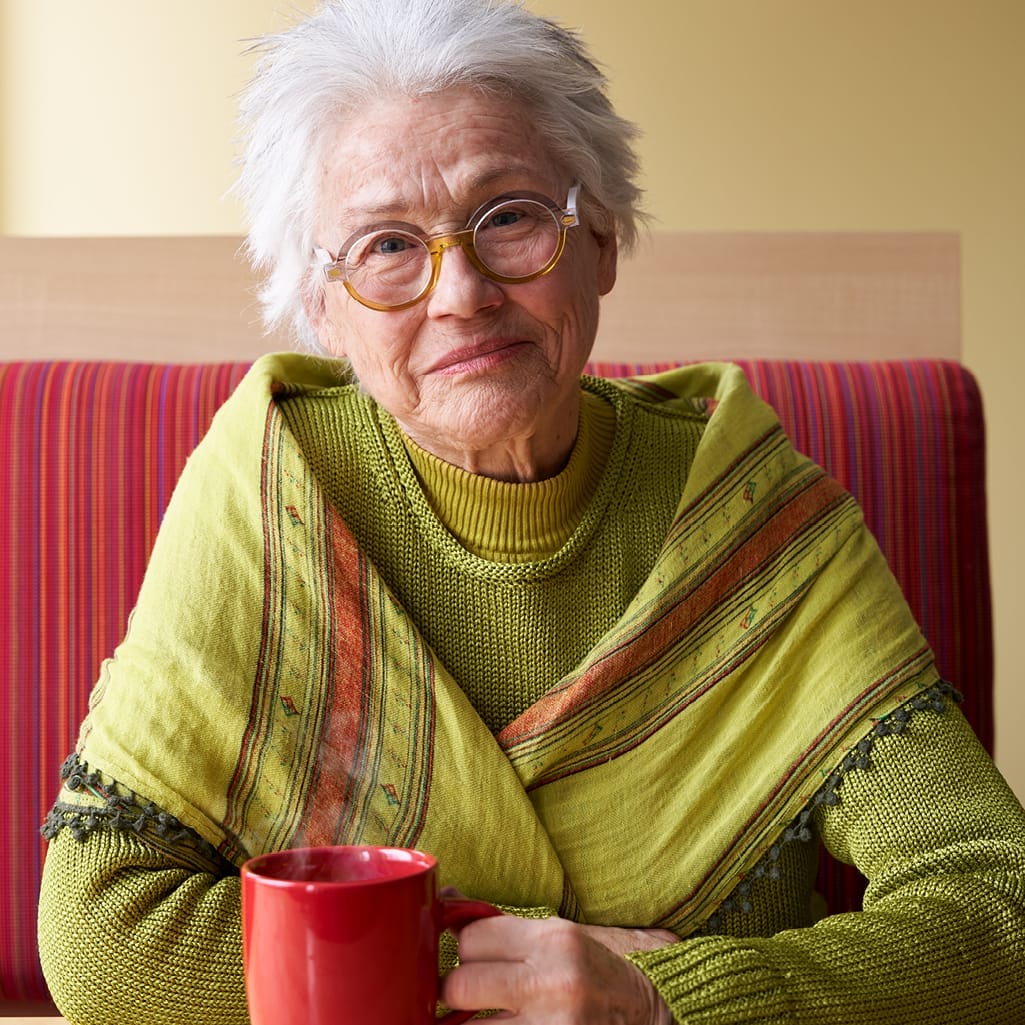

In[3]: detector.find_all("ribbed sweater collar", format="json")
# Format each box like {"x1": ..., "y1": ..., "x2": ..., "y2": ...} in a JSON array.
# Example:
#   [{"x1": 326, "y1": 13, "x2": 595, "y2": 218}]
[{"x1": 401, "y1": 390, "x2": 616, "y2": 562}]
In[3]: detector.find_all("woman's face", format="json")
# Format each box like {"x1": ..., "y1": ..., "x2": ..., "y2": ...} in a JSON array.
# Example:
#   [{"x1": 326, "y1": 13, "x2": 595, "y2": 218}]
[{"x1": 308, "y1": 88, "x2": 617, "y2": 481}]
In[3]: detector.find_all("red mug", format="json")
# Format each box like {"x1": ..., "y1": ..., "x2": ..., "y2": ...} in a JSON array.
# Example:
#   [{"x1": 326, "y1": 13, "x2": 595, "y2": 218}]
[{"x1": 241, "y1": 844, "x2": 501, "y2": 1025}]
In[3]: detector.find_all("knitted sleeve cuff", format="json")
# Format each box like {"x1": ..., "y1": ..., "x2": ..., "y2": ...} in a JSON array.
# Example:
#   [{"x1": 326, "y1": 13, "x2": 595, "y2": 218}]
[{"x1": 626, "y1": 938, "x2": 792, "y2": 1024}]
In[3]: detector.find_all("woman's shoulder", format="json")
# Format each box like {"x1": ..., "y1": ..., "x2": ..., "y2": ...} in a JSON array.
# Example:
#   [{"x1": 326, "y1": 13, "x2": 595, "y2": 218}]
[{"x1": 584, "y1": 362, "x2": 758, "y2": 422}]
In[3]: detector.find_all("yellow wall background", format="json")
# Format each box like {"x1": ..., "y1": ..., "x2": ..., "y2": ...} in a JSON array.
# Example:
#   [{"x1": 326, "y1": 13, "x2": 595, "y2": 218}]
[{"x1": 2, "y1": 0, "x2": 1022, "y2": 801}]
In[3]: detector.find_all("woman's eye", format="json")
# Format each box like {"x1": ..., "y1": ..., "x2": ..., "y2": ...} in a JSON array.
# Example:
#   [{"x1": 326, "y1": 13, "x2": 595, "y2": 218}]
[
  {"x1": 376, "y1": 235, "x2": 412, "y2": 255},
  {"x1": 347, "y1": 231, "x2": 423, "y2": 269},
  {"x1": 489, "y1": 209, "x2": 523, "y2": 229}
]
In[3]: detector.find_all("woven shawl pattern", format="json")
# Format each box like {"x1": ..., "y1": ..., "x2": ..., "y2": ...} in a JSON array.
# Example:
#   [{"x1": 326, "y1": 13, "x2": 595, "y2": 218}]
[
  {"x1": 589, "y1": 359, "x2": 992, "y2": 746},
  {"x1": 0, "y1": 357, "x2": 991, "y2": 1004},
  {"x1": 221, "y1": 406, "x2": 438, "y2": 861}
]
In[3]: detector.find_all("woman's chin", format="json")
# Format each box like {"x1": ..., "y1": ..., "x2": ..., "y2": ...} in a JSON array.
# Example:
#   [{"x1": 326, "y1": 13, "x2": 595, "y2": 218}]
[{"x1": 403, "y1": 387, "x2": 570, "y2": 476}]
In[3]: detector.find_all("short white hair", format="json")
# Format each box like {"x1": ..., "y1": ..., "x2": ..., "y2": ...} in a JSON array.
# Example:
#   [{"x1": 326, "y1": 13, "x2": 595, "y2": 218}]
[{"x1": 235, "y1": 0, "x2": 644, "y2": 349}]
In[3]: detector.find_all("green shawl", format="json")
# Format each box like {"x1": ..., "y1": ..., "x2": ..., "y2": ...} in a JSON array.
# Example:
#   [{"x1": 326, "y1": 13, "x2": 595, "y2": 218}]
[{"x1": 77, "y1": 353, "x2": 938, "y2": 937}]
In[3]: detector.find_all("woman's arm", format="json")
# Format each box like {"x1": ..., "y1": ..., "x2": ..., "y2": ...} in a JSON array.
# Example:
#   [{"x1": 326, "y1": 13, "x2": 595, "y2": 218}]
[
  {"x1": 443, "y1": 707, "x2": 1025, "y2": 1024},
  {"x1": 626, "y1": 706, "x2": 1025, "y2": 1024},
  {"x1": 41, "y1": 707, "x2": 1025, "y2": 1025},
  {"x1": 37, "y1": 777, "x2": 571, "y2": 1025},
  {"x1": 38, "y1": 823, "x2": 248, "y2": 1025}
]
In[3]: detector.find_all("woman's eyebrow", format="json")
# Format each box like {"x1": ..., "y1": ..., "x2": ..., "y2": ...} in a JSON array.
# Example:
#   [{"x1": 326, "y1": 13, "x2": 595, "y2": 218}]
[
  {"x1": 341, "y1": 168, "x2": 548, "y2": 223},
  {"x1": 339, "y1": 199, "x2": 414, "y2": 222},
  {"x1": 469, "y1": 166, "x2": 533, "y2": 191}
]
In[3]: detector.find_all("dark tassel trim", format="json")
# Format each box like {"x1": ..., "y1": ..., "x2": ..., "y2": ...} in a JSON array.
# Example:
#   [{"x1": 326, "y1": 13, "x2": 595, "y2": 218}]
[
  {"x1": 703, "y1": 681, "x2": 961, "y2": 934},
  {"x1": 40, "y1": 752, "x2": 218, "y2": 860}
]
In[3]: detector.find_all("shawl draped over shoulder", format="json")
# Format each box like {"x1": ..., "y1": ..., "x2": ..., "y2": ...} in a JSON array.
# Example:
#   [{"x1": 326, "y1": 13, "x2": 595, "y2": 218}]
[{"x1": 75, "y1": 353, "x2": 939, "y2": 937}]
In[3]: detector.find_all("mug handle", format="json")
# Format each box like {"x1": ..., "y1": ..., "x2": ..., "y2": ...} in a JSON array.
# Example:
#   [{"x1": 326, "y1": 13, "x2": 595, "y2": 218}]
[{"x1": 436, "y1": 897, "x2": 504, "y2": 1025}]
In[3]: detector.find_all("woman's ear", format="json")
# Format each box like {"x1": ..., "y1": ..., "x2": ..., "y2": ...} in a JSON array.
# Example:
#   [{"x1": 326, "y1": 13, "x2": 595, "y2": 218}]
[
  {"x1": 302, "y1": 278, "x2": 346, "y2": 358},
  {"x1": 595, "y1": 229, "x2": 618, "y2": 297}
]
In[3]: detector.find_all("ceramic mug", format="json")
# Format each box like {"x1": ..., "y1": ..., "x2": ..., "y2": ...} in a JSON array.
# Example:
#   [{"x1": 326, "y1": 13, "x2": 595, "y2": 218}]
[{"x1": 241, "y1": 844, "x2": 501, "y2": 1025}]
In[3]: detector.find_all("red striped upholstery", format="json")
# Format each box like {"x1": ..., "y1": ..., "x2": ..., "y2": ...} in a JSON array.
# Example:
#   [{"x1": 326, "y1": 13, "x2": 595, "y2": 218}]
[
  {"x1": 0, "y1": 359, "x2": 991, "y2": 1005},
  {"x1": 0, "y1": 362, "x2": 249, "y2": 1007}
]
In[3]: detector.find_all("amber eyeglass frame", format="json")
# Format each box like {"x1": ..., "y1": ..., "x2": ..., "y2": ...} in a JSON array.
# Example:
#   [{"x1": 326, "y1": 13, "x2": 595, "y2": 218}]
[{"x1": 314, "y1": 184, "x2": 580, "y2": 312}]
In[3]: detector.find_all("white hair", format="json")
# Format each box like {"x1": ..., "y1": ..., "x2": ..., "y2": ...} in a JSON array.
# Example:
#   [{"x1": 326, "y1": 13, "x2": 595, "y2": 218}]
[{"x1": 234, "y1": 0, "x2": 644, "y2": 349}]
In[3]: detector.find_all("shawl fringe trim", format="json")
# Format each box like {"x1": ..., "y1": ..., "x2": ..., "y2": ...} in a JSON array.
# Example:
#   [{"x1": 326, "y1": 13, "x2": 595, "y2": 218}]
[{"x1": 41, "y1": 753, "x2": 219, "y2": 863}]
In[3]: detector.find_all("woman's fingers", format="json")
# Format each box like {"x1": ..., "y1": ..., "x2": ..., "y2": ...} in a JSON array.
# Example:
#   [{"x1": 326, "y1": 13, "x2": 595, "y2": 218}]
[{"x1": 441, "y1": 915, "x2": 672, "y2": 1024}]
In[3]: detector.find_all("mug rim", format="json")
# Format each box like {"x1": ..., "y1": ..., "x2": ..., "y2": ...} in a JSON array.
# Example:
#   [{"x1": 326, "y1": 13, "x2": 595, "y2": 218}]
[{"x1": 241, "y1": 844, "x2": 437, "y2": 887}]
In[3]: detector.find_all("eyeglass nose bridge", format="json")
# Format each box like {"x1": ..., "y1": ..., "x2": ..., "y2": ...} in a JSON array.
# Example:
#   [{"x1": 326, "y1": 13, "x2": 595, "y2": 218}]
[
  {"x1": 422, "y1": 223, "x2": 569, "y2": 299},
  {"x1": 427, "y1": 228, "x2": 474, "y2": 254},
  {"x1": 408, "y1": 227, "x2": 493, "y2": 307},
  {"x1": 423, "y1": 226, "x2": 492, "y2": 284}
]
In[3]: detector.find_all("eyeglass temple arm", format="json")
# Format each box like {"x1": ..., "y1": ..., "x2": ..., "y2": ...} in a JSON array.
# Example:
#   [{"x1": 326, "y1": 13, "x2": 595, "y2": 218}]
[
  {"x1": 314, "y1": 247, "x2": 346, "y2": 282},
  {"x1": 563, "y1": 184, "x2": 580, "y2": 227}
]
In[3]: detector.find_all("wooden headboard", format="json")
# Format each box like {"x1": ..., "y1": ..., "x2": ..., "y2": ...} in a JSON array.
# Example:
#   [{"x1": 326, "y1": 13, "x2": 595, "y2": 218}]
[{"x1": 1, "y1": 232, "x2": 960, "y2": 363}]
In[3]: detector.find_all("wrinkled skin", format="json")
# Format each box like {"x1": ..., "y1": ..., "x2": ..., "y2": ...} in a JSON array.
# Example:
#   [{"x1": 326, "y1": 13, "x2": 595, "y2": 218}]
[{"x1": 442, "y1": 912, "x2": 676, "y2": 1024}]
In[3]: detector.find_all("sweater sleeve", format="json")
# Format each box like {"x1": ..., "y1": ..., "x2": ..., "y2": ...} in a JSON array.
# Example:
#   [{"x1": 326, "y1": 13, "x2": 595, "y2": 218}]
[
  {"x1": 38, "y1": 824, "x2": 248, "y2": 1025},
  {"x1": 627, "y1": 706, "x2": 1025, "y2": 1024},
  {"x1": 36, "y1": 786, "x2": 557, "y2": 1025}
]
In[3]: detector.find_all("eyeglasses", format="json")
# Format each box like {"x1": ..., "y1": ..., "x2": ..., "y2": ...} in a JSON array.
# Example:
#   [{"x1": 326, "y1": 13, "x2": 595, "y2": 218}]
[{"x1": 315, "y1": 184, "x2": 580, "y2": 312}]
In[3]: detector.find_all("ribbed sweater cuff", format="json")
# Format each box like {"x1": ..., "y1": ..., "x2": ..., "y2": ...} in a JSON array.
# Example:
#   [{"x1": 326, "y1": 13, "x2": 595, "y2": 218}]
[{"x1": 626, "y1": 939, "x2": 792, "y2": 1024}]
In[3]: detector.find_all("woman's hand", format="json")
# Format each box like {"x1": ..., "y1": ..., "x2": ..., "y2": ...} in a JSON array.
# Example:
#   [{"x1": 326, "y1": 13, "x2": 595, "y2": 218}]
[{"x1": 441, "y1": 914, "x2": 676, "y2": 1024}]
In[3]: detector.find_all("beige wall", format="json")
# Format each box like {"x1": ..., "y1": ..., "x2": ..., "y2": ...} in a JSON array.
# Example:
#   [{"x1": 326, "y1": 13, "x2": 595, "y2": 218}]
[{"x1": 2, "y1": 0, "x2": 1022, "y2": 800}]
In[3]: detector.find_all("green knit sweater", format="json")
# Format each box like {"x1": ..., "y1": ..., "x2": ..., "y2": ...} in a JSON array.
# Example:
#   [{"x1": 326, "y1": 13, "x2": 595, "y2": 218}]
[{"x1": 38, "y1": 382, "x2": 1025, "y2": 1024}]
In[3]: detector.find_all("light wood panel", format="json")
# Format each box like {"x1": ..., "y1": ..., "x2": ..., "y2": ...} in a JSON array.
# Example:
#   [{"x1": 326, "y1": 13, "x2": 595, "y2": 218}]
[
  {"x1": 595, "y1": 231, "x2": 960, "y2": 362},
  {"x1": 0, "y1": 232, "x2": 959, "y2": 363},
  {"x1": 0, "y1": 236, "x2": 277, "y2": 362}
]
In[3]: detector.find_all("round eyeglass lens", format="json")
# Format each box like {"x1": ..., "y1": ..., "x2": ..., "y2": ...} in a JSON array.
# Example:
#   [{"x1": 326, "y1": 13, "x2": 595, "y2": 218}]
[
  {"x1": 346, "y1": 230, "x2": 433, "y2": 308},
  {"x1": 473, "y1": 199, "x2": 561, "y2": 278}
]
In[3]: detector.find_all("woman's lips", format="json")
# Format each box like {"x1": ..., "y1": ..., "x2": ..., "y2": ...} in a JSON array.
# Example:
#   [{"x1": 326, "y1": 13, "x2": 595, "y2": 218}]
[{"x1": 429, "y1": 338, "x2": 529, "y2": 375}]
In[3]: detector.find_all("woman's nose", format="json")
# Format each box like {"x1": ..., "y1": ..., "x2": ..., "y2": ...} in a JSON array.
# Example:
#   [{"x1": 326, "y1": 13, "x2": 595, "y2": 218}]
[{"x1": 425, "y1": 242, "x2": 504, "y2": 319}]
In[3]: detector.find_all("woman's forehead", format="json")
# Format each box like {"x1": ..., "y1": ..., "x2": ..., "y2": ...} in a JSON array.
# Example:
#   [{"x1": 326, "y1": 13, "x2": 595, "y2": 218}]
[{"x1": 316, "y1": 88, "x2": 562, "y2": 224}]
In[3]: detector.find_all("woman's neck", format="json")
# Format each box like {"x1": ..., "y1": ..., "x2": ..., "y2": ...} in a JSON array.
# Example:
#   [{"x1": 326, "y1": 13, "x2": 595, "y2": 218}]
[{"x1": 401, "y1": 390, "x2": 617, "y2": 561}]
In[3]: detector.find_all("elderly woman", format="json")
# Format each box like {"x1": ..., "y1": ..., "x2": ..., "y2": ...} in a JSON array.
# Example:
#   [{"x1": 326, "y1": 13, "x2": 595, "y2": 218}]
[{"x1": 38, "y1": 1, "x2": 1025, "y2": 1023}]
